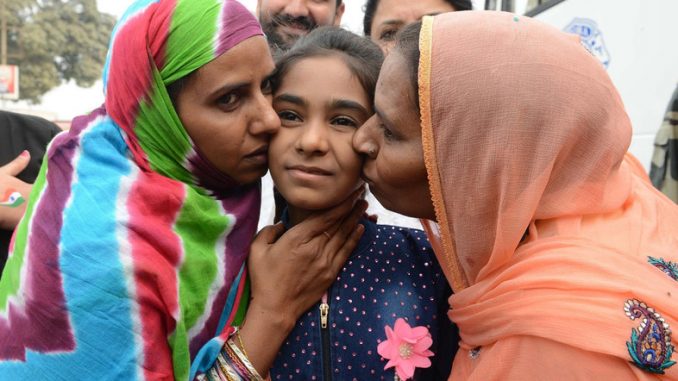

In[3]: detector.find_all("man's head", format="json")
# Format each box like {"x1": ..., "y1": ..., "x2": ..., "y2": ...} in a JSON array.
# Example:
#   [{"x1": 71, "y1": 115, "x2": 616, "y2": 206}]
[{"x1": 257, "y1": 0, "x2": 345, "y2": 51}]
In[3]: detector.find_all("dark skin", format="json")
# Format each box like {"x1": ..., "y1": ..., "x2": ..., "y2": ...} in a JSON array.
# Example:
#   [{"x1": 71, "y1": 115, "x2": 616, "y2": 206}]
[
  {"x1": 352, "y1": 51, "x2": 436, "y2": 220},
  {"x1": 175, "y1": 36, "x2": 366, "y2": 377},
  {"x1": 243, "y1": 191, "x2": 367, "y2": 375}
]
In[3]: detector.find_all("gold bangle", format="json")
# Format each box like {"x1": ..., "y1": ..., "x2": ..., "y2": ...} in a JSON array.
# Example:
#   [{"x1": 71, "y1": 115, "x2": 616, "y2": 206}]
[
  {"x1": 236, "y1": 327, "x2": 248, "y2": 358},
  {"x1": 227, "y1": 338, "x2": 264, "y2": 381}
]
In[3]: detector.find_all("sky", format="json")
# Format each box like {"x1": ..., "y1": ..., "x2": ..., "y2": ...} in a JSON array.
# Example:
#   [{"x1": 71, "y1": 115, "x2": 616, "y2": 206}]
[
  {"x1": 10, "y1": 0, "x2": 485, "y2": 119},
  {"x1": 10, "y1": 0, "x2": 366, "y2": 120},
  {"x1": 97, "y1": 0, "x2": 367, "y2": 33}
]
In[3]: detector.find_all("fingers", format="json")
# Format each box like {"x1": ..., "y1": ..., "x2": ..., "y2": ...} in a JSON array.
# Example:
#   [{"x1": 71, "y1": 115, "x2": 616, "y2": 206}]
[
  {"x1": 319, "y1": 199, "x2": 368, "y2": 262},
  {"x1": 330, "y1": 199, "x2": 368, "y2": 240},
  {"x1": 330, "y1": 224, "x2": 365, "y2": 270},
  {"x1": 0, "y1": 151, "x2": 30, "y2": 176},
  {"x1": 300, "y1": 187, "x2": 365, "y2": 239},
  {"x1": 252, "y1": 223, "x2": 285, "y2": 247},
  {"x1": 248, "y1": 223, "x2": 285, "y2": 276}
]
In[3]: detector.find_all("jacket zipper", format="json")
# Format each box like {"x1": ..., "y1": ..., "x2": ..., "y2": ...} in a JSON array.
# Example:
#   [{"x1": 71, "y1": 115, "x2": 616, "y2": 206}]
[{"x1": 319, "y1": 292, "x2": 332, "y2": 381}]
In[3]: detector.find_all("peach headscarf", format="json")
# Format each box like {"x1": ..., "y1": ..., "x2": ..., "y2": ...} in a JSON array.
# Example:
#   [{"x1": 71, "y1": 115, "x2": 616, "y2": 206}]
[{"x1": 417, "y1": 12, "x2": 678, "y2": 379}]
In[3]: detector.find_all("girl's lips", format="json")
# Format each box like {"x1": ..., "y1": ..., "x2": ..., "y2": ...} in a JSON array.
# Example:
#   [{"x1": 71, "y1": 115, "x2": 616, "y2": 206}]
[
  {"x1": 287, "y1": 165, "x2": 332, "y2": 176},
  {"x1": 287, "y1": 169, "x2": 332, "y2": 183}
]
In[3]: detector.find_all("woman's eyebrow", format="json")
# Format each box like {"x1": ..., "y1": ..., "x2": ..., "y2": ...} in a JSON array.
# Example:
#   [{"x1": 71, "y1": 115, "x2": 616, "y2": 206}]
[
  {"x1": 374, "y1": 104, "x2": 395, "y2": 128},
  {"x1": 206, "y1": 81, "x2": 248, "y2": 98},
  {"x1": 379, "y1": 20, "x2": 404, "y2": 28},
  {"x1": 205, "y1": 69, "x2": 274, "y2": 98}
]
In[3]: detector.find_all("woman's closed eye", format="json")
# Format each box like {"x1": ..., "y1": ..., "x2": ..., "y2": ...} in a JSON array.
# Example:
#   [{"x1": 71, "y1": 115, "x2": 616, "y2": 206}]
[
  {"x1": 261, "y1": 77, "x2": 273, "y2": 95},
  {"x1": 379, "y1": 122, "x2": 396, "y2": 141},
  {"x1": 217, "y1": 92, "x2": 240, "y2": 111},
  {"x1": 379, "y1": 29, "x2": 398, "y2": 42}
]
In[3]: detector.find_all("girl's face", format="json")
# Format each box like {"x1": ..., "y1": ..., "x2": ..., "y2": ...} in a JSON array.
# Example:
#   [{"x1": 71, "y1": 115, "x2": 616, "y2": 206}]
[
  {"x1": 269, "y1": 55, "x2": 371, "y2": 211},
  {"x1": 175, "y1": 36, "x2": 280, "y2": 185}
]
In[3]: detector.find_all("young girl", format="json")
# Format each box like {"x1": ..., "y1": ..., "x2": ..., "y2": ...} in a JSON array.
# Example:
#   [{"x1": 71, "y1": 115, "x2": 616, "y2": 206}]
[{"x1": 267, "y1": 27, "x2": 457, "y2": 381}]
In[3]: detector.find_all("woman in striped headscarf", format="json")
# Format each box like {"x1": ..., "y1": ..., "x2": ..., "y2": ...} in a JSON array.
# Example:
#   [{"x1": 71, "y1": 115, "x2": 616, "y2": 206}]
[{"x1": 0, "y1": 1, "x2": 365, "y2": 379}]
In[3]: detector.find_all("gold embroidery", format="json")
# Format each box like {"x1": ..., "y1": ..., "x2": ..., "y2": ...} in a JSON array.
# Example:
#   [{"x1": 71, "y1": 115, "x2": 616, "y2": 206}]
[{"x1": 419, "y1": 15, "x2": 469, "y2": 292}]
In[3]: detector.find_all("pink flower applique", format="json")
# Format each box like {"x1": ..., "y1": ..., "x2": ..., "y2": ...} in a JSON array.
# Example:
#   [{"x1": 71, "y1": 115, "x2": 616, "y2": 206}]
[{"x1": 377, "y1": 318, "x2": 434, "y2": 380}]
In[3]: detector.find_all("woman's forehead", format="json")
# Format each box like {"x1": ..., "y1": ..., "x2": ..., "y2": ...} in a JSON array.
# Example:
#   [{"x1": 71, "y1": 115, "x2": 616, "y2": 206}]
[{"x1": 375, "y1": 53, "x2": 418, "y2": 129}]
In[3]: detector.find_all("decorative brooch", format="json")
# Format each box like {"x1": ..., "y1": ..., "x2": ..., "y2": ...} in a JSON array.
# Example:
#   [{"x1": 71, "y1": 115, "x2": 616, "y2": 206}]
[
  {"x1": 625, "y1": 299, "x2": 676, "y2": 374},
  {"x1": 377, "y1": 318, "x2": 434, "y2": 381}
]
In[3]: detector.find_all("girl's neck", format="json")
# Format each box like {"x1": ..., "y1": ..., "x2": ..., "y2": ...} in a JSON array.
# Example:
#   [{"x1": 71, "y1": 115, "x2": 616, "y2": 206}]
[{"x1": 286, "y1": 206, "x2": 314, "y2": 228}]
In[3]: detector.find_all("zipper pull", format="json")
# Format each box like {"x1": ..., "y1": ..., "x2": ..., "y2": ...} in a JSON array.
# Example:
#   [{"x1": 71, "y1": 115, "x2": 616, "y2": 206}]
[{"x1": 319, "y1": 292, "x2": 329, "y2": 329}]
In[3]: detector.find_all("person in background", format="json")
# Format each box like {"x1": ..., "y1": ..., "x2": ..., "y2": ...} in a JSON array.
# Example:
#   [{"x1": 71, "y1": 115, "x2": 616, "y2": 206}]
[
  {"x1": 363, "y1": 0, "x2": 471, "y2": 53},
  {"x1": 256, "y1": 0, "x2": 345, "y2": 52},
  {"x1": 353, "y1": 12, "x2": 678, "y2": 379},
  {"x1": 0, "y1": 1, "x2": 364, "y2": 379},
  {"x1": 0, "y1": 111, "x2": 62, "y2": 272},
  {"x1": 650, "y1": 84, "x2": 678, "y2": 203},
  {"x1": 264, "y1": 27, "x2": 456, "y2": 380}
]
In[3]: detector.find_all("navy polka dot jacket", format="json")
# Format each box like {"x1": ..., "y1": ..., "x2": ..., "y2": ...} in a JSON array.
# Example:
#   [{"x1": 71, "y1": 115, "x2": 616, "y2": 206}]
[{"x1": 270, "y1": 216, "x2": 458, "y2": 380}]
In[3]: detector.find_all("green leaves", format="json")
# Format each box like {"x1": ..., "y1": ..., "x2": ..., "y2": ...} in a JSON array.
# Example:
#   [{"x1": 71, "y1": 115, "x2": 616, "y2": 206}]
[{"x1": 4, "y1": 0, "x2": 115, "y2": 102}]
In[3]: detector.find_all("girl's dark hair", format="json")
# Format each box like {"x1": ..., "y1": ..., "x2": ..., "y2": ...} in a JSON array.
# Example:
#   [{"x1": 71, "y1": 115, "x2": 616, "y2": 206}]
[
  {"x1": 272, "y1": 26, "x2": 384, "y2": 222},
  {"x1": 394, "y1": 20, "x2": 422, "y2": 113},
  {"x1": 362, "y1": 0, "x2": 472, "y2": 36},
  {"x1": 272, "y1": 26, "x2": 384, "y2": 104}
]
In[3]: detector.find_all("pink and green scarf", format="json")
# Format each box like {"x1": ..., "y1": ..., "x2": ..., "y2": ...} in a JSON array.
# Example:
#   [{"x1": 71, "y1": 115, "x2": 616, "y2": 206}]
[{"x1": 0, "y1": 1, "x2": 263, "y2": 379}]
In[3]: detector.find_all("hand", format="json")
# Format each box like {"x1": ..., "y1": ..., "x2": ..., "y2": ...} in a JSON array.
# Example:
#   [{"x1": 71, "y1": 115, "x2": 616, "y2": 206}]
[
  {"x1": 248, "y1": 188, "x2": 367, "y2": 322},
  {"x1": 239, "y1": 187, "x2": 367, "y2": 375},
  {"x1": 0, "y1": 152, "x2": 33, "y2": 230}
]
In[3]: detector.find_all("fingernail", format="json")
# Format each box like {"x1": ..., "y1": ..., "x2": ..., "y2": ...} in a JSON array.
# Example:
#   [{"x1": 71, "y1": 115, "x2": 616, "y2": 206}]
[
  {"x1": 358, "y1": 199, "x2": 368, "y2": 211},
  {"x1": 20, "y1": 150, "x2": 29, "y2": 157}
]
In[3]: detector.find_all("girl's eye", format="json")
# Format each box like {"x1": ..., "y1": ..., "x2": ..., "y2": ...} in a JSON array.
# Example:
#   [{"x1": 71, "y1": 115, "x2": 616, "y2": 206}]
[
  {"x1": 379, "y1": 29, "x2": 397, "y2": 41},
  {"x1": 278, "y1": 110, "x2": 301, "y2": 123},
  {"x1": 262, "y1": 78, "x2": 273, "y2": 95},
  {"x1": 331, "y1": 116, "x2": 358, "y2": 128},
  {"x1": 218, "y1": 93, "x2": 240, "y2": 109}
]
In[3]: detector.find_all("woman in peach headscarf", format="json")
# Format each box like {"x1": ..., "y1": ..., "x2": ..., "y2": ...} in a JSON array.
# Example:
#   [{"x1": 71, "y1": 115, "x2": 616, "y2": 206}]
[{"x1": 353, "y1": 11, "x2": 678, "y2": 380}]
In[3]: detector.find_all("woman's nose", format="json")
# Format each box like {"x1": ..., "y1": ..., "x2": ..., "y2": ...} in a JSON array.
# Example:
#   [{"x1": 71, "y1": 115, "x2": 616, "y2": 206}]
[
  {"x1": 353, "y1": 117, "x2": 379, "y2": 159},
  {"x1": 250, "y1": 94, "x2": 281, "y2": 136}
]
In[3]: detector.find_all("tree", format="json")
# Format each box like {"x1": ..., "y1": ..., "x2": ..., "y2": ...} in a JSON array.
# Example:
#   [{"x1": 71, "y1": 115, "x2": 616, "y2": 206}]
[{"x1": 3, "y1": 0, "x2": 115, "y2": 103}]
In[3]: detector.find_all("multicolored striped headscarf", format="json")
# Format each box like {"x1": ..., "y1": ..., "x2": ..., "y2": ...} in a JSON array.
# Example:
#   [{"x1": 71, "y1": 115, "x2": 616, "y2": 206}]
[{"x1": 0, "y1": 1, "x2": 264, "y2": 379}]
